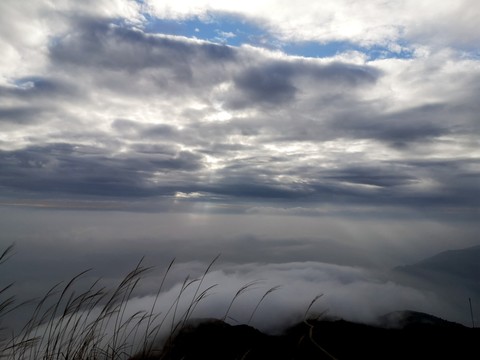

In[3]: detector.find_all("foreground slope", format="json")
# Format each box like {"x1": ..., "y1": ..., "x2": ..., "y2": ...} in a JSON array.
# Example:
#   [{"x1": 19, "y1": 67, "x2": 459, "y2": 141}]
[{"x1": 133, "y1": 311, "x2": 478, "y2": 360}]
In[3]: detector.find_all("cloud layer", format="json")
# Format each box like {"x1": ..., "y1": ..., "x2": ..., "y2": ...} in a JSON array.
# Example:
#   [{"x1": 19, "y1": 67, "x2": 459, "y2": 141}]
[{"x1": 1, "y1": 4, "x2": 479, "y2": 217}]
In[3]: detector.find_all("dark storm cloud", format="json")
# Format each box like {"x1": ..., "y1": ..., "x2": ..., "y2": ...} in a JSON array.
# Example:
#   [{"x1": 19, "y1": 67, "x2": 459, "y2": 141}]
[
  {"x1": 0, "y1": 143, "x2": 204, "y2": 197},
  {"x1": 232, "y1": 62, "x2": 298, "y2": 105},
  {"x1": 227, "y1": 59, "x2": 379, "y2": 108}
]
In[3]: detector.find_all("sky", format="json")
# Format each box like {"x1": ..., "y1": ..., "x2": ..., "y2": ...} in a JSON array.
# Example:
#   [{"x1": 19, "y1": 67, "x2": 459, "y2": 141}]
[{"x1": 1, "y1": 0, "x2": 480, "y2": 333}]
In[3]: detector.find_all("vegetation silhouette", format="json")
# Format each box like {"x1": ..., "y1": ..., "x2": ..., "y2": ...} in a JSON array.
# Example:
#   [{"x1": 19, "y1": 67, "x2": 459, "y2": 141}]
[{"x1": 1, "y1": 245, "x2": 478, "y2": 360}]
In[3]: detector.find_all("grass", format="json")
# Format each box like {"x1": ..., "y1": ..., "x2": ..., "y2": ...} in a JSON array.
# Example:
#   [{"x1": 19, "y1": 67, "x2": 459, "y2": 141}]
[
  {"x1": 1, "y1": 258, "x2": 154, "y2": 359},
  {"x1": 0, "y1": 246, "x2": 307, "y2": 360},
  {"x1": 5, "y1": 245, "x2": 476, "y2": 359}
]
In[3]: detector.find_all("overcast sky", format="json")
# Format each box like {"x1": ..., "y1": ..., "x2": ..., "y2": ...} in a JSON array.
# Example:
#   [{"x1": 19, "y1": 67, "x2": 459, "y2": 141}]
[{"x1": 1, "y1": 0, "x2": 479, "y2": 331}]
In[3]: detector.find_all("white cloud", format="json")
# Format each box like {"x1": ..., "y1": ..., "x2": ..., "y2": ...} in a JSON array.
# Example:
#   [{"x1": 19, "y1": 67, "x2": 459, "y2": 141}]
[
  {"x1": 87, "y1": 261, "x2": 444, "y2": 335},
  {"x1": 0, "y1": 1, "x2": 52, "y2": 83},
  {"x1": 5, "y1": 259, "x2": 447, "y2": 358},
  {"x1": 0, "y1": 0, "x2": 143, "y2": 84},
  {"x1": 144, "y1": 0, "x2": 480, "y2": 51}
]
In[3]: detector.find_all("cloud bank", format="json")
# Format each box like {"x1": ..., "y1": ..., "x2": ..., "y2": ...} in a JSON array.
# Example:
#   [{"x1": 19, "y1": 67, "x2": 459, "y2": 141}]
[{"x1": 0, "y1": 4, "x2": 479, "y2": 218}]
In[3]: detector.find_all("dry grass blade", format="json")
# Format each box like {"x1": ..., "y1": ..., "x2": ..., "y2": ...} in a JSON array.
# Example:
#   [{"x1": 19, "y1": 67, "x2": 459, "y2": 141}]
[
  {"x1": 170, "y1": 276, "x2": 199, "y2": 335},
  {"x1": 0, "y1": 245, "x2": 15, "y2": 266},
  {"x1": 247, "y1": 285, "x2": 282, "y2": 325},
  {"x1": 142, "y1": 257, "x2": 175, "y2": 356},
  {"x1": 0, "y1": 296, "x2": 15, "y2": 317},
  {"x1": 2, "y1": 248, "x2": 337, "y2": 360},
  {"x1": 304, "y1": 294, "x2": 324, "y2": 320},
  {"x1": 43, "y1": 269, "x2": 92, "y2": 357},
  {"x1": 222, "y1": 280, "x2": 260, "y2": 321},
  {"x1": 181, "y1": 254, "x2": 220, "y2": 327}
]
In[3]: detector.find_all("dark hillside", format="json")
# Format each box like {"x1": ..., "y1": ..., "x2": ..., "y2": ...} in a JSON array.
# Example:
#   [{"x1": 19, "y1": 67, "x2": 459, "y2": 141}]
[{"x1": 133, "y1": 312, "x2": 479, "y2": 360}]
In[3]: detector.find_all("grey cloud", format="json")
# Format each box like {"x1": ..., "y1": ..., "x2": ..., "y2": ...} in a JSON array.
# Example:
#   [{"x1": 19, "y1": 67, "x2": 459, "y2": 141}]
[
  {"x1": 308, "y1": 159, "x2": 480, "y2": 208},
  {"x1": 227, "y1": 59, "x2": 379, "y2": 109},
  {"x1": 323, "y1": 165, "x2": 416, "y2": 188},
  {"x1": 50, "y1": 17, "x2": 236, "y2": 74},
  {"x1": 206, "y1": 181, "x2": 311, "y2": 200},
  {"x1": 196, "y1": 152, "x2": 480, "y2": 209},
  {"x1": 142, "y1": 124, "x2": 178, "y2": 138},
  {"x1": 0, "y1": 106, "x2": 45, "y2": 124},
  {"x1": 0, "y1": 143, "x2": 204, "y2": 198},
  {"x1": 330, "y1": 103, "x2": 450, "y2": 146},
  {"x1": 399, "y1": 158, "x2": 480, "y2": 206},
  {"x1": 237, "y1": 102, "x2": 449, "y2": 146},
  {"x1": 232, "y1": 62, "x2": 297, "y2": 106},
  {"x1": 0, "y1": 77, "x2": 82, "y2": 111},
  {"x1": 130, "y1": 143, "x2": 179, "y2": 155},
  {"x1": 12, "y1": 77, "x2": 75, "y2": 97},
  {"x1": 111, "y1": 118, "x2": 142, "y2": 134},
  {"x1": 112, "y1": 119, "x2": 179, "y2": 140},
  {"x1": 0, "y1": 15, "x2": 477, "y2": 217},
  {"x1": 0, "y1": 77, "x2": 81, "y2": 127},
  {"x1": 1, "y1": 136, "x2": 477, "y2": 211},
  {"x1": 44, "y1": 17, "x2": 241, "y2": 102},
  {"x1": 308, "y1": 61, "x2": 380, "y2": 85}
]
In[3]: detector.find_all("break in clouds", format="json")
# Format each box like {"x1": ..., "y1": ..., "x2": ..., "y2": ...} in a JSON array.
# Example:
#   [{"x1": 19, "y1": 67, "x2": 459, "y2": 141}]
[{"x1": 1, "y1": 0, "x2": 480, "y2": 331}]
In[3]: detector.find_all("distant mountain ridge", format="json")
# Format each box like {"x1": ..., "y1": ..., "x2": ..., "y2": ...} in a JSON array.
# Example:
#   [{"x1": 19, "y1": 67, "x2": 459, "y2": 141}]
[
  {"x1": 395, "y1": 245, "x2": 480, "y2": 281},
  {"x1": 391, "y1": 244, "x2": 480, "y2": 327},
  {"x1": 377, "y1": 310, "x2": 466, "y2": 329}
]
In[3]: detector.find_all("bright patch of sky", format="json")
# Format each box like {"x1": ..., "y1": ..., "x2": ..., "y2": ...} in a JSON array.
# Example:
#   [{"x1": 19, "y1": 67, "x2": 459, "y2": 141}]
[{"x1": 142, "y1": 13, "x2": 414, "y2": 60}]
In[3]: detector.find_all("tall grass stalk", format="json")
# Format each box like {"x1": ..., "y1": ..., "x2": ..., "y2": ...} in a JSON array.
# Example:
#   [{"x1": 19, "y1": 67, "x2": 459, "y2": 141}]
[
  {"x1": 247, "y1": 285, "x2": 282, "y2": 325},
  {"x1": 0, "y1": 247, "x2": 195, "y2": 360},
  {"x1": 141, "y1": 258, "x2": 175, "y2": 357},
  {"x1": 304, "y1": 294, "x2": 324, "y2": 320},
  {"x1": 222, "y1": 280, "x2": 260, "y2": 322},
  {"x1": 1, "y1": 246, "x2": 329, "y2": 360}
]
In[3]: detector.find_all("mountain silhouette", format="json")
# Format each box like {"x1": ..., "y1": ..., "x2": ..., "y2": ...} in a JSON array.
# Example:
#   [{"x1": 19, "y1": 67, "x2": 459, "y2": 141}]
[
  {"x1": 132, "y1": 312, "x2": 479, "y2": 360},
  {"x1": 392, "y1": 244, "x2": 480, "y2": 326},
  {"x1": 131, "y1": 246, "x2": 480, "y2": 359},
  {"x1": 395, "y1": 245, "x2": 480, "y2": 281}
]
